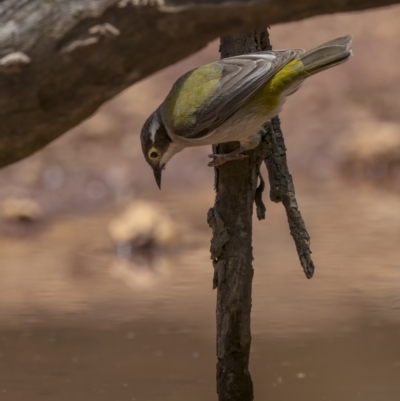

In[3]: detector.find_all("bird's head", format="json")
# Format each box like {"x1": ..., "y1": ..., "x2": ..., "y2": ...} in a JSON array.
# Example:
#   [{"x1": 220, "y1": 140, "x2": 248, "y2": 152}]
[{"x1": 140, "y1": 109, "x2": 177, "y2": 189}]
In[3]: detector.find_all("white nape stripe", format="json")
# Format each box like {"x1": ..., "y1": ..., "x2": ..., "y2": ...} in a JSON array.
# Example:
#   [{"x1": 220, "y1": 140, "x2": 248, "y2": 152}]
[{"x1": 149, "y1": 119, "x2": 160, "y2": 143}]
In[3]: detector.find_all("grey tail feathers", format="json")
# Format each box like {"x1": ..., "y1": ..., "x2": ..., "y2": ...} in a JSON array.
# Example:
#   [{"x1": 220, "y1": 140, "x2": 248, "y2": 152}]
[{"x1": 300, "y1": 35, "x2": 353, "y2": 75}]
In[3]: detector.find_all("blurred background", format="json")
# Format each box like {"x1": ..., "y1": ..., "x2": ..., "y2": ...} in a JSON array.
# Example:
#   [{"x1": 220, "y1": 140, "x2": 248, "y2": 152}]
[{"x1": 1, "y1": 5, "x2": 400, "y2": 401}]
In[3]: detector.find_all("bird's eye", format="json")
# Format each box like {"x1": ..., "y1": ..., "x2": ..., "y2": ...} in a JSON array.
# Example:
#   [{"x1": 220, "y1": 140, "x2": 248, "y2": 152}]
[{"x1": 149, "y1": 150, "x2": 159, "y2": 159}]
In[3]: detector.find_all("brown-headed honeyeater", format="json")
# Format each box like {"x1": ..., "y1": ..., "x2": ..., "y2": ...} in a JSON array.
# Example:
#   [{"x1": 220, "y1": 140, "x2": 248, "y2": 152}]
[{"x1": 140, "y1": 35, "x2": 352, "y2": 188}]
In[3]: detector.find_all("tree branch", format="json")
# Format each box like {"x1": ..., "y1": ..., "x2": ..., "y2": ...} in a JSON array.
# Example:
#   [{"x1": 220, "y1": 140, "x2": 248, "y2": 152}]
[
  {"x1": 262, "y1": 117, "x2": 315, "y2": 279},
  {"x1": 208, "y1": 30, "x2": 274, "y2": 401},
  {"x1": 1, "y1": 0, "x2": 398, "y2": 167},
  {"x1": 208, "y1": 27, "x2": 315, "y2": 400}
]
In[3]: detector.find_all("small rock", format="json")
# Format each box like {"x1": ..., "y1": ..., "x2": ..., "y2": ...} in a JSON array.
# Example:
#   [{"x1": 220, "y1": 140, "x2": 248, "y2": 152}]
[
  {"x1": 1, "y1": 198, "x2": 42, "y2": 223},
  {"x1": 109, "y1": 201, "x2": 177, "y2": 248},
  {"x1": 339, "y1": 121, "x2": 400, "y2": 183},
  {"x1": 342, "y1": 122, "x2": 400, "y2": 160}
]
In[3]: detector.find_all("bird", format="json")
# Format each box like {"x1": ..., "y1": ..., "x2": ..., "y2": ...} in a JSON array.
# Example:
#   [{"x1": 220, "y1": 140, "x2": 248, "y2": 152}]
[{"x1": 140, "y1": 35, "x2": 352, "y2": 188}]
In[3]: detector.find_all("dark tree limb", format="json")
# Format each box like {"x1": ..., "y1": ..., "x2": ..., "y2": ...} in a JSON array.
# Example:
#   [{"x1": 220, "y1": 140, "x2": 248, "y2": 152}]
[
  {"x1": 256, "y1": 28, "x2": 314, "y2": 278},
  {"x1": 1, "y1": 0, "x2": 399, "y2": 168},
  {"x1": 208, "y1": 30, "x2": 271, "y2": 401},
  {"x1": 262, "y1": 117, "x2": 315, "y2": 279},
  {"x1": 208, "y1": 28, "x2": 315, "y2": 400}
]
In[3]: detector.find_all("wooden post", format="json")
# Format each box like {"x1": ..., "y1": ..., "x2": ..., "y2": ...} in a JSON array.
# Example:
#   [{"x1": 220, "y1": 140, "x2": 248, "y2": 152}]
[
  {"x1": 208, "y1": 29, "x2": 314, "y2": 401},
  {"x1": 208, "y1": 30, "x2": 271, "y2": 401}
]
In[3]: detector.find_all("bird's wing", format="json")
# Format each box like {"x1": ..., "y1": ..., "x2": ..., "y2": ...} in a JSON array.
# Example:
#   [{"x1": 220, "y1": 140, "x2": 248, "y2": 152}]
[{"x1": 162, "y1": 49, "x2": 304, "y2": 140}]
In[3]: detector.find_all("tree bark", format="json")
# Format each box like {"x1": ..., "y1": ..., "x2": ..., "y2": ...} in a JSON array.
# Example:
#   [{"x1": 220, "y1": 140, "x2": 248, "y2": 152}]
[
  {"x1": 208, "y1": 31, "x2": 271, "y2": 401},
  {"x1": 1, "y1": 0, "x2": 398, "y2": 169},
  {"x1": 263, "y1": 117, "x2": 314, "y2": 278}
]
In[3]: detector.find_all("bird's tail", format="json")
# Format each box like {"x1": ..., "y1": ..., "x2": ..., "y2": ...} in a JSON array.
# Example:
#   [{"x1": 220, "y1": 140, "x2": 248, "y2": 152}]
[{"x1": 300, "y1": 35, "x2": 353, "y2": 76}]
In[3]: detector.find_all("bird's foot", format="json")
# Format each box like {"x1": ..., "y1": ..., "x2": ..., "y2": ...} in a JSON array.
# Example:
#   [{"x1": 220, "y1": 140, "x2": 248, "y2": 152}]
[{"x1": 207, "y1": 150, "x2": 248, "y2": 167}]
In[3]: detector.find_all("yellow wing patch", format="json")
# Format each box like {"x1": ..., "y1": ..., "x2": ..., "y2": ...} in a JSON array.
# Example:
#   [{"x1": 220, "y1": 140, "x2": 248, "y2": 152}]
[
  {"x1": 266, "y1": 58, "x2": 305, "y2": 92},
  {"x1": 247, "y1": 58, "x2": 305, "y2": 110}
]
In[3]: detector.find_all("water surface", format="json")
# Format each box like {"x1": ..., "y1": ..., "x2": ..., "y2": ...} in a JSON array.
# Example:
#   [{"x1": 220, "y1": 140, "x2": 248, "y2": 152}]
[{"x1": 1, "y1": 179, "x2": 400, "y2": 400}]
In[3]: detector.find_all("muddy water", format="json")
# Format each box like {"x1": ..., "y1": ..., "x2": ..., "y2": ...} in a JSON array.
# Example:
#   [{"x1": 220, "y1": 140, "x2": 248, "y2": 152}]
[{"x1": 1, "y1": 178, "x2": 400, "y2": 400}]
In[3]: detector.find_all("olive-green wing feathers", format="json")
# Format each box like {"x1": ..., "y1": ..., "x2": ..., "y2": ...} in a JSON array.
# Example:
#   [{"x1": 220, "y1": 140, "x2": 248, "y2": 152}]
[{"x1": 161, "y1": 49, "x2": 304, "y2": 140}]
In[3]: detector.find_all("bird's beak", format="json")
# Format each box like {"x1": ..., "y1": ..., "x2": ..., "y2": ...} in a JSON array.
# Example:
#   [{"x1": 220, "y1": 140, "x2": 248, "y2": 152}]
[{"x1": 153, "y1": 165, "x2": 162, "y2": 189}]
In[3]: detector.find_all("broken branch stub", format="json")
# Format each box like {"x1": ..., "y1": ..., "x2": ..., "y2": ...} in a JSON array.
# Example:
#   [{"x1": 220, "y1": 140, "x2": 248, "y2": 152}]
[{"x1": 262, "y1": 117, "x2": 315, "y2": 279}]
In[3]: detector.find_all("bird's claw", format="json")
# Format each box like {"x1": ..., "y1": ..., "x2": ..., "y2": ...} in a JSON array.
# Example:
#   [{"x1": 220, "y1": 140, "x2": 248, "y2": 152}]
[{"x1": 207, "y1": 153, "x2": 248, "y2": 167}]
